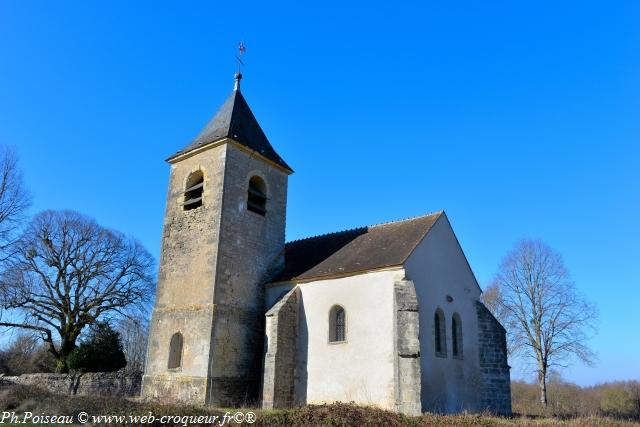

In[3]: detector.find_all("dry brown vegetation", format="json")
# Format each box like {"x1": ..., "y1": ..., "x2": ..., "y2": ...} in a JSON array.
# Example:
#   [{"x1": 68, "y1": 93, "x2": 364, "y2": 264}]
[
  {"x1": 512, "y1": 379, "x2": 640, "y2": 420},
  {"x1": 1, "y1": 383, "x2": 639, "y2": 426}
]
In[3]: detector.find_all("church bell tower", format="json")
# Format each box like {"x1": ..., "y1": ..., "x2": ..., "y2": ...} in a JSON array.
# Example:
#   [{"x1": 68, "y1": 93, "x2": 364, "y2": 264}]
[{"x1": 142, "y1": 72, "x2": 292, "y2": 406}]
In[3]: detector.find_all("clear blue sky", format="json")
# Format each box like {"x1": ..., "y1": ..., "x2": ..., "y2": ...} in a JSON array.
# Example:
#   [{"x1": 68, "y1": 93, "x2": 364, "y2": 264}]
[{"x1": 1, "y1": 1, "x2": 638, "y2": 386}]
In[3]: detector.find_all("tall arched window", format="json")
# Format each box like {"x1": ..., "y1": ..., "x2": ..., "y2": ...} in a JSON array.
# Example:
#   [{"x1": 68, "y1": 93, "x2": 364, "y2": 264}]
[
  {"x1": 168, "y1": 332, "x2": 184, "y2": 369},
  {"x1": 434, "y1": 308, "x2": 447, "y2": 357},
  {"x1": 184, "y1": 170, "x2": 204, "y2": 210},
  {"x1": 329, "y1": 305, "x2": 346, "y2": 343},
  {"x1": 247, "y1": 176, "x2": 267, "y2": 216},
  {"x1": 452, "y1": 313, "x2": 463, "y2": 359}
]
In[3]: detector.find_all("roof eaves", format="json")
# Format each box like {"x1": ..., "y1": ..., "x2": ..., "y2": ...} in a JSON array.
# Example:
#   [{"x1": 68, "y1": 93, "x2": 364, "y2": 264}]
[
  {"x1": 165, "y1": 137, "x2": 229, "y2": 163},
  {"x1": 227, "y1": 140, "x2": 294, "y2": 174},
  {"x1": 165, "y1": 137, "x2": 294, "y2": 174},
  {"x1": 266, "y1": 264, "x2": 406, "y2": 287}
]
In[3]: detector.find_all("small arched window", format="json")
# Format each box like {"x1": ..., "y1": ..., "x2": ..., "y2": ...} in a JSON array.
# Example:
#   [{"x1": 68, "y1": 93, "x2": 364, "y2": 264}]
[
  {"x1": 168, "y1": 332, "x2": 183, "y2": 369},
  {"x1": 247, "y1": 176, "x2": 267, "y2": 216},
  {"x1": 434, "y1": 308, "x2": 447, "y2": 357},
  {"x1": 184, "y1": 170, "x2": 204, "y2": 210},
  {"x1": 329, "y1": 305, "x2": 346, "y2": 343},
  {"x1": 452, "y1": 313, "x2": 463, "y2": 359}
]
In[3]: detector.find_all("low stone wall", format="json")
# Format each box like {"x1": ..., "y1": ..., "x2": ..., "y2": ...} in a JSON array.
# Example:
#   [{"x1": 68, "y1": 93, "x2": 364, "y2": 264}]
[{"x1": 0, "y1": 371, "x2": 142, "y2": 397}]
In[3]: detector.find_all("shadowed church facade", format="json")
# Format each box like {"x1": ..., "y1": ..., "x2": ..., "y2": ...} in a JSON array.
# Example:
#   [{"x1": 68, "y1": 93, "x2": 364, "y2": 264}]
[{"x1": 141, "y1": 73, "x2": 511, "y2": 415}]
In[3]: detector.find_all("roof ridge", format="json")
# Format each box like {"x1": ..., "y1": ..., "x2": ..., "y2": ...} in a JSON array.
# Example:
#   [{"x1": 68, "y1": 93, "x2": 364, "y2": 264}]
[
  {"x1": 368, "y1": 210, "x2": 444, "y2": 229},
  {"x1": 285, "y1": 210, "x2": 444, "y2": 245},
  {"x1": 286, "y1": 226, "x2": 366, "y2": 245}
]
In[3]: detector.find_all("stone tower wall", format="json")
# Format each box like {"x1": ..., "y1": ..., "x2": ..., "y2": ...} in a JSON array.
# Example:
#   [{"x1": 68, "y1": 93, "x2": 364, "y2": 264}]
[
  {"x1": 207, "y1": 142, "x2": 288, "y2": 406},
  {"x1": 142, "y1": 144, "x2": 227, "y2": 404},
  {"x1": 142, "y1": 141, "x2": 289, "y2": 406}
]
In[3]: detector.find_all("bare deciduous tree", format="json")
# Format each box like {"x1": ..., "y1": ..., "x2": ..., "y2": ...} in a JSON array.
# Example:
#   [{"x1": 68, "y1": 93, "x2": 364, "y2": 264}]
[
  {"x1": 491, "y1": 239, "x2": 597, "y2": 406},
  {"x1": 481, "y1": 282, "x2": 517, "y2": 356},
  {"x1": 0, "y1": 147, "x2": 31, "y2": 261},
  {"x1": 0, "y1": 333, "x2": 56, "y2": 375},
  {"x1": 0, "y1": 210, "x2": 155, "y2": 372},
  {"x1": 481, "y1": 282, "x2": 506, "y2": 322},
  {"x1": 117, "y1": 316, "x2": 149, "y2": 373}
]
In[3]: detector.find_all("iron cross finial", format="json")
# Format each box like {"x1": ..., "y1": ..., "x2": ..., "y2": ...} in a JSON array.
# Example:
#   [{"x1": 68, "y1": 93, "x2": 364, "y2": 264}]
[{"x1": 234, "y1": 41, "x2": 246, "y2": 91}]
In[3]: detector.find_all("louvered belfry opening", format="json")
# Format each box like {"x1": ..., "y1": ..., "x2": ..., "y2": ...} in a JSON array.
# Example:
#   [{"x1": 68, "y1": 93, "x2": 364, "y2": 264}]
[
  {"x1": 247, "y1": 176, "x2": 267, "y2": 216},
  {"x1": 184, "y1": 170, "x2": 204, "y2": 210}
]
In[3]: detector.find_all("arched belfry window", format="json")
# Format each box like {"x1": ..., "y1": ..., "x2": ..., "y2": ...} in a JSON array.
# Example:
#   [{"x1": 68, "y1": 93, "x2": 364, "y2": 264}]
[
  {"x1": 247, "y1": 176, "x2": 267, "y2": 216},
  {"x1": 168, "y1": 332, "x2": 183, "y2": 369},
  {"x1": 329, "y1": 305, "x2": 346, "y2": 343},
  {"x1": 184, "y1": 170, "x2": 204, "y2": 210},
  {"x1": 434, "y1": 308, "x2": 447, "y2": 357},
  {"x1": 452, "y1": 313, "x2": 463, "y2": 359}
]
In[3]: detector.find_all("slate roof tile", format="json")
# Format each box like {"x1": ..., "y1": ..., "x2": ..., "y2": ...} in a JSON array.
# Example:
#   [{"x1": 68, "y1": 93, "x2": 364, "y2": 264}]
[
  {"x1": 168, "y1": 89, "x2": 292, "y2": 172},
  {"x1": 272, "y1": 211, "x2": 444, "y2": 283}
]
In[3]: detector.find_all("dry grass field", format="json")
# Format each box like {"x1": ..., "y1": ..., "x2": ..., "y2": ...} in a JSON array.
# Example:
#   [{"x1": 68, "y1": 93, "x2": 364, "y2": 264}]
[{"x1": 1, "y1": 384, "x2": 638, "y2": 426}]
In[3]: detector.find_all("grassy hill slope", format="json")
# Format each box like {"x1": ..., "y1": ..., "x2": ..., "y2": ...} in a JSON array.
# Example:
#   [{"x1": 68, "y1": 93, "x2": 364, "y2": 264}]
[{"x1": 1, "y1": 384, "x2": 638, "y2": 426}]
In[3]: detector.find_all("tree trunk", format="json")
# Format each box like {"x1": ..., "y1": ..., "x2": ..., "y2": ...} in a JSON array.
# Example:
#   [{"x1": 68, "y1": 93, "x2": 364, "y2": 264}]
[
  {"x1": 538, "y1": 368, "x2": 548, "y2": 406},
  {"x1": 55, "y1": 358, "x2": 68, "y2": 373},
  {"x1": 54, "y1": 339, "x2": 77, "y2": 373}
]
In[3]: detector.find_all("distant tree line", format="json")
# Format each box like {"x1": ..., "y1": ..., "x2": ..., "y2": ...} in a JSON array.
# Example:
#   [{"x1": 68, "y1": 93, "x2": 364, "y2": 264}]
[
  {"x1": 0, "y1": 333, "x2": 56, "y2": 375},
  {"x1": 513, "y1": 377, "x2": 640, "y2": 420},
  {"x1": 0, "y1": 318, "x2": 149, "y2": 375}
]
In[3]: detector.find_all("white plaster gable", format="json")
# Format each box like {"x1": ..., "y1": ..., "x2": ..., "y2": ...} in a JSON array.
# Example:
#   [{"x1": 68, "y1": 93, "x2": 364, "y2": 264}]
[{"x1": 404, "y1": 213, "x2": 484, "y2": 413}]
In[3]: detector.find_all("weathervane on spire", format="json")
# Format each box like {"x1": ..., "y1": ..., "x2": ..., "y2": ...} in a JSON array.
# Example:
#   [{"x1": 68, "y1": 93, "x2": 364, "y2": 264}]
[{"x1": 234, "y1": 41, "x2": 246, "y2": 91}]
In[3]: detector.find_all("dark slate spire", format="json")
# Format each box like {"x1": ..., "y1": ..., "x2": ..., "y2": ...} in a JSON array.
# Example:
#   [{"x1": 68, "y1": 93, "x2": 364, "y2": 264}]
[{"x1": 167, "y1": 73, "x2": 293, "y2": 173}]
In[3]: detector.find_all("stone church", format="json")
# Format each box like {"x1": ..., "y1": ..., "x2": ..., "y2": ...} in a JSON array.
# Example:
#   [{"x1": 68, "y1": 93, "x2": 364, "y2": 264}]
[{"x1": 141, "y1": 73, "x2": 511, "y2": 415}]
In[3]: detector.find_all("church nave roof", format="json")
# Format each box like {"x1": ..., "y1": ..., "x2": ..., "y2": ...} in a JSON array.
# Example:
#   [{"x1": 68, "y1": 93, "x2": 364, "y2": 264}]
[{"x1": 271, "y1": 211, "x2": 444, "y2": 284}]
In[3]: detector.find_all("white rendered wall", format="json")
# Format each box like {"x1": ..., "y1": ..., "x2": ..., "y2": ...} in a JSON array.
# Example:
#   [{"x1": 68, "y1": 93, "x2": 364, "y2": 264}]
[
  {"x1": 404, "y1": 214, "x2": 483, "y2": 413},
  {"x1": 265, "y1": 268, "x2": 403, "y2": 410}
]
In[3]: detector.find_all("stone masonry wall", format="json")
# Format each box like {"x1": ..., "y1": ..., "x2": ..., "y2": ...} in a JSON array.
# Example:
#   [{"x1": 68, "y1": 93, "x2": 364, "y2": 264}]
[
  {"x1": 207, "y1": 142, "x2": 289, "y2": 407},
  {"x1": 394, "y1": 280, "x2": 422, "y2": 416},
  {"x1": 475, "y1": 301, "x2": 512, "y2": 414},
  {"x1": 1, "y1": 371, "x2": 142, "y2": 397},
  {"x1": 143, "y1": 139, "x2": 290, "y2": 408},
  {"x1": 261, "y1": 287, "x2": 299, "y2": 409},
  {"x1": 142, "y1": 144, "x2": 227, "y2": 405}
]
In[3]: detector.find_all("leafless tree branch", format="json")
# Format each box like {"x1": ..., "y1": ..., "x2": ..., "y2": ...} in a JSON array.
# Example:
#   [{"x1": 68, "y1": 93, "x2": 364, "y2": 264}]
[
  {"x1": 485, "y1": 239, "x2": 597, "y2": 407},
  {"x1": 0, "y1": 147, "x2": 31, "y2": 263},
  {"x1": 0, "y1": 210, "x2": 155, "y2": 372}
]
